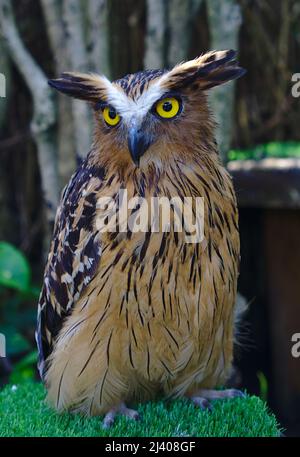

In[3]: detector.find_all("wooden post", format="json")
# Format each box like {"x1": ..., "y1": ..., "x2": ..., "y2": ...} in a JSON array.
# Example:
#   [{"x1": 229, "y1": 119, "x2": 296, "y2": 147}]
[
  {"x1": 263, "y1": 209, "x2": 300, "y2": 424},
  {"x1": 229, "y1": 158, "x2": 300, "y2": 427}
]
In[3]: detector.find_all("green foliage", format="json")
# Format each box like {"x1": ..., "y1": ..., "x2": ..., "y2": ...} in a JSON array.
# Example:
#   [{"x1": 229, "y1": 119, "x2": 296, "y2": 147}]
[
  {"x1": 0, "y1": 325, "x2": 31, "y2": 356},
  {"x1": 0, "y1": 382, "x2": 281, "y2": 437},
  {"x1": 257, "y1": 371, "x2": 269, "y2": 402},
  {"x1": 228, "y1": 141, "x2": 300, "y2": 161},
  {"x1": 10, "y1": 351, "x2": 38, "y2": 384},
  {"x1": 0, "y1": 242, "x2": 39, "y2": 381},
  {"x1": 0, "y1": 242, "x2": 31, "y2": 292},
  {"x1": 0, "y1": 241, "x2": 39, "y2": 298}
]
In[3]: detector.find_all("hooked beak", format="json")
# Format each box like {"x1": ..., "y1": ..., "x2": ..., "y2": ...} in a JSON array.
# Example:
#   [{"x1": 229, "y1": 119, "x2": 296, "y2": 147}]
[{"x1": 127, "y1": 127, "x2": 152, "y2": 167}]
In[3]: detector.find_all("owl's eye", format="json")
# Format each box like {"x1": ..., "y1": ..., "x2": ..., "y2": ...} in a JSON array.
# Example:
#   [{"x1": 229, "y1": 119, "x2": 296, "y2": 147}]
[
  {"x1": 102, "y1": 106, "x2": 120, "y2": 126},
  {"x1": 155, "y1": 97, "x2": 181, "y2": 119}
]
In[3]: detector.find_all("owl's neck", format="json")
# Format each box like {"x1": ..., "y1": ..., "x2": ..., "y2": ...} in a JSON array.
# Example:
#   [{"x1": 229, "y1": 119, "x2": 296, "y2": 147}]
[
  {"x1": 87, "y1": 141, "x2": 224, "y2": 202},
  {"x1": 89, "y1": 130, "x2": 220, "y2": 190}
]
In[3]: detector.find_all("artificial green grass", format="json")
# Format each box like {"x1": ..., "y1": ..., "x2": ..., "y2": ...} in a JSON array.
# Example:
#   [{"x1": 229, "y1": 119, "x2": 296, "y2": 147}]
[
  {"x1": 228, "y1": 141, "x2": 300, "y2": 162},
  {"x1": 0, "y1": 382, "x2": 281, "y2": 437}
]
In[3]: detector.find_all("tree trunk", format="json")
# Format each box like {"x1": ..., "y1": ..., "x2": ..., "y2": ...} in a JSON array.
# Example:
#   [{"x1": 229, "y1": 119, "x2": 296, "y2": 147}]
[
  {"x1": 0, "y1": 37, "x2": 10, "y2": 124},
  {"x1": 144, "y1": 0, "x2": 166, "y2": 69},
  {"x1": 62, "y1": 0, "x2": 92, "y2": 161},
  {"x1": 86, "y1": 0, "x2": 111, "y2": 77},
  {"x1": 41, "y1": 0, "x2": 76, "y2": 186},
  {"x1": 206, "y1": 0, "x2": 242, "y2": 162},
  {"x1": 167, "y1": 0, "x2": 191, "y2": 67},
  {"x1": 0, "y1": 0, "x2": 59, "y2": 230}
]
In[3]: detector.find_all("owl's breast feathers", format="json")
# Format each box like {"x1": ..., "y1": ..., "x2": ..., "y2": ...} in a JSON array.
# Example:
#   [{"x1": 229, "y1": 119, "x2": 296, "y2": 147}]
[{"x1": 37, "y1": 154, "x2": 239, "y2": 410}]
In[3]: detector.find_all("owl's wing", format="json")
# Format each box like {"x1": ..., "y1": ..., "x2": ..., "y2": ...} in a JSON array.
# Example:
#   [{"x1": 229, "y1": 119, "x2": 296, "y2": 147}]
[{"x1": 36, "y1": 162, "x2": 105, "y2": 380}]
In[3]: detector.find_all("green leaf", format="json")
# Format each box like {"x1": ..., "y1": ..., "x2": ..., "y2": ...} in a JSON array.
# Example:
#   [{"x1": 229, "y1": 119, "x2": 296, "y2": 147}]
[
  {"x1": 13, "y1": 350, "x2": 38, "y2": 371},
  {"x1": 0, "y1": 325, "x2": 31, "y2": 356},
  {"x1": 10, "y1": 367, "x2": 35, "y2": 384},
  {"x1": 20, "y1": 285, "x2": 41, "y2": 300},
  {"x1": 0, "y1": 242, "x2": 31, "y2": 292},
  {"x1": 9, "y1": 351, "x2": 38, "y2": 384},
  {"x1": 257, "y1": 371, "x2": 268, "y2": 402}
]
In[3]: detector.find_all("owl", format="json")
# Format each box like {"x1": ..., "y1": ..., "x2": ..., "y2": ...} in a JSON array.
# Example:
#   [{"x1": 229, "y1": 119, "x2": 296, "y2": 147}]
[{"x1": 36, "y1": 50, "x2": 246, "y2": 428}]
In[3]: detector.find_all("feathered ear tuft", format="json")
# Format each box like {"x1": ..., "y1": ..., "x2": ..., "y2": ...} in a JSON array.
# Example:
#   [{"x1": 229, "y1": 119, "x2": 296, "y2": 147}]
[
  {"x1": 48, "y1": 72, "x2": 110, "y2": 102},
  {"x1": 159, "y1": 50, "x2": 246, "y2": 92}
]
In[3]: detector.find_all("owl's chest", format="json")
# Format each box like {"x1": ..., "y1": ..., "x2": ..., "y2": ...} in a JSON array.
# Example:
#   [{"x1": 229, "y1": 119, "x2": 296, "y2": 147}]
[
  {"x1": 66, "y1": 169, "x2": 238, "y2": 376},
  {"x1": 93, "y1": 170, "x2": 237, "y2": 312}
]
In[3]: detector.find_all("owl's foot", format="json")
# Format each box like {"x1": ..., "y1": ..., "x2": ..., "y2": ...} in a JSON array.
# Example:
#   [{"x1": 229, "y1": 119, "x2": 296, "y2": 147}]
[
  {"x1": 102, "y1": 402, "x2": 140, "y2": 429},
  {"x1": 196, "y1": 388, "x2": 245, "y2": 400},
  {"x1": 189, "y1": 396, "x2": 213, "y2": 411},
  {"x1": 187, "y1": 388, "x2": 245, "y2": 411}
]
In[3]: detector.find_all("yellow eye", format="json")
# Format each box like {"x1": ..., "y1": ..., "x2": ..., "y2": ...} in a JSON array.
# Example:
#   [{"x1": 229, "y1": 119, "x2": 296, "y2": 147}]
[
  {"x1": 155, "y1": 97, "x2": 180, "y2": 119},
  {"x1": 102, "y1": 106, "x2": 120, "y2": 126}
]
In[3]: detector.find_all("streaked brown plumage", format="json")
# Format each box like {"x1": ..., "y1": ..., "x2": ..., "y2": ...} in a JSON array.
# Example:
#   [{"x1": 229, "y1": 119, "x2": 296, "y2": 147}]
[{"x1": 36, "y1": 50, "x2": 245, "y2": 425}]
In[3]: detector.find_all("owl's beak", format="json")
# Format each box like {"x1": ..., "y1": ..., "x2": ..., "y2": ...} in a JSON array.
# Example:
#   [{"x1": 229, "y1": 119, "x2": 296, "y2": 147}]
[{"x1": 127, "y1": 127, "x2": 152, "y2": 166}]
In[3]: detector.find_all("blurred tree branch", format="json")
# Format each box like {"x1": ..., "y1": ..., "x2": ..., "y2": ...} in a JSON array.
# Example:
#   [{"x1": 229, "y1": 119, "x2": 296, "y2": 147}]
[
  {"x1": 167, "y1": 0, "x2": 203, "y2": 67},
  {"x1": 206, "y1": 0, "x2": 242, "y2": 162},
  {"x1": 40, "y1": 0, "x2": 65, "y2": 70},
  {"x1": 62, "y1": 0, "x2": 92, "y2": 161},
  {"x1": 41, "y1": 0, "x2": 76, "y2": 185},
  {"x1": 0, "y1": 36, "x2": 10, "y2": 127},
  {"x1": 144, "y1": 0, "x2": 166, "y2": 69},
  {"x1": 86, "y1": 0, "x2": 111, "y2": 77},
  {"x1": 144, "y1": 0, "x2": 204, "y2": 70},
  {"x1": 167, "y1": 0, "x2": 203, "y2": 66},
  {"x1": 0, "y1": 0, "x2": 59, "y2": 230},
  {"x1": 0, "y1": 37, "x2": 12, "y2": 242},
  {"x1": 167, "y1": 0, "x2": 190, "y2": 66}
]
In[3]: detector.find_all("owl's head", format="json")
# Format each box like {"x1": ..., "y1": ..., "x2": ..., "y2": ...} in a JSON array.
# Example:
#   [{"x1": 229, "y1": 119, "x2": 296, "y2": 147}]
[{"x1": 49, "y1": 50, "x2": 245, "y2": 172}]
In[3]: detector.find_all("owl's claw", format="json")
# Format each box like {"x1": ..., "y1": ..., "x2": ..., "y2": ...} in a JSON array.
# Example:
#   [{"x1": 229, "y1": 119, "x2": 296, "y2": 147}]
[
  {"x1": 190, "y1": 396, "x2": 213, "y2": 411},
  {"x1": 196, "y1": 388, "x2": 246, "y2": 400},
  {"x1": 187, "y1": 388, "x2": 245, "y2": 412},
  {"x1": 102, "y1": 403, "x2": 140, "y2": 429}
]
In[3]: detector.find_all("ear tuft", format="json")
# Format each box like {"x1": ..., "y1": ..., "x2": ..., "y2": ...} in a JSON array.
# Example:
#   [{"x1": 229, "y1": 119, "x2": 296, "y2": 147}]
[
  {"x1": 202, "y1": 66, "x2": 247, "y2": 90},
  {"x1": 48, "y1": 72, "x2": 110, "y2": 102},
  {"x1": 159, "y1": 50, "x2": 246, "y2": 91}
]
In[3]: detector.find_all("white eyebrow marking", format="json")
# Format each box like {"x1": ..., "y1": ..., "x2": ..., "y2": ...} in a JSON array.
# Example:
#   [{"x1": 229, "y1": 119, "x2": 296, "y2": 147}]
[{"x1": 103, "y1": 77, "x2": 165, "y2": 123}]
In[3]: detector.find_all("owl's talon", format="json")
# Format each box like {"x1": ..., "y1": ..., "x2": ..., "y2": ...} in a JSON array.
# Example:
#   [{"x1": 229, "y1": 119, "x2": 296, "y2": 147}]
[
  {"x1": 189, "y1": 388, "x2": 245, "y2": 402},
  {"x1": 102, "y1": 403, "x2": 140, "y2": 429},
  {"x1": 225, "y1": 388, "x2": 246, "y2": 398},
  {"x1": 102, "y1": 412, "x2": 115, "y2": 429},
  {"x1": 199, "y1": 388, "x2": 245, "y2": 399},
  {"x1": 129, "y1": 410, "x2": 140, "y2": 421},
  {"x1": 186, "y1": 388, "x2": 245, "y2": 413},
  {"x1": 190, "y1": 396, "x2": 213, "y2": 411}
]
